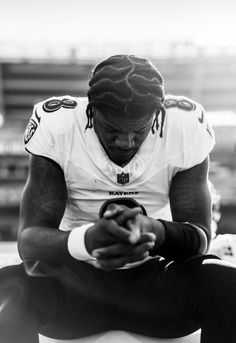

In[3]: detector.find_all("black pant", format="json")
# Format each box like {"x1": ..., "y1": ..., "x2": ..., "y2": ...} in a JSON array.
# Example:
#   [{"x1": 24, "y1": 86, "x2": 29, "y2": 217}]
[{"x1": 0, "y1": 255, "x2": 236, "y2": 343}]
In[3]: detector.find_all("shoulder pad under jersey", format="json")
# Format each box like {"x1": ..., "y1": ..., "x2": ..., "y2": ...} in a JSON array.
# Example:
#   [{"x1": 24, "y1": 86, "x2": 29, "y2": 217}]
[
  {"x1": 24, "y1": 95, "x2": 84, "y2": 144},
  {"x1": 164, "y1": 95, "x2": 215, "y2": 168},
  {"x1": 24, "y1": 95, "x2": 86, "y2": 162}
]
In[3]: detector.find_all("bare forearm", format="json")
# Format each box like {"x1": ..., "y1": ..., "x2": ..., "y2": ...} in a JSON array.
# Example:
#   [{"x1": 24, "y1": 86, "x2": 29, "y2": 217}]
[
  {"x1": 18, "y1": 156, "x2": 71, "y2": 265},
  {"x1": 18, "y1": 226, "x2": 72, "y2": 265},
  {"x1": 152, "y1": 158, "x2": 212, "y2": 260}
]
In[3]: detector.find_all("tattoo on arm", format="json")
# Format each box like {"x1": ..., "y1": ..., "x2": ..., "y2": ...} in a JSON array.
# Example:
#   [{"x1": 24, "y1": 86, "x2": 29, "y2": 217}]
[
  {"x1": 169, "y1": 157, "x2": 211, "y2": 228},
  {"x1": 20, "y1": 155, "x2": 67, "y2": 230}
]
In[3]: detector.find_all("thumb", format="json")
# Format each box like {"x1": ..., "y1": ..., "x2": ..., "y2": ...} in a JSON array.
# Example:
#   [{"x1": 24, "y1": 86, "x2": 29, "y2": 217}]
[{"x1": 103, "y1": 203, "x2": 127, "y2": 219}]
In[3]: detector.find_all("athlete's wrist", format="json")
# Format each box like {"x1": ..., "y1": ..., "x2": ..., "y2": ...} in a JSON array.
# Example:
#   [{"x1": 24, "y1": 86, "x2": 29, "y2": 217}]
[
  {"x1": 84, "y1": 224, "x2": 97, "y2": 255},
  {"x1": 148, "y1": 219, "x2": 166, "y2": 251},
  {"x1": 67, "y1": 223, "x2": 95, "y2": 260},
  {"x1": 149, "y1": 220, "x2": 209, "y2": 260}
]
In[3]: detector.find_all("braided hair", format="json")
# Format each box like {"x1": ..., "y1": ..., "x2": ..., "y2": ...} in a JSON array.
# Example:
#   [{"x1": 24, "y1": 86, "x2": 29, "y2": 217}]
[{"x1": 86, "y1": 54, "x2": 166, "y2": 137}]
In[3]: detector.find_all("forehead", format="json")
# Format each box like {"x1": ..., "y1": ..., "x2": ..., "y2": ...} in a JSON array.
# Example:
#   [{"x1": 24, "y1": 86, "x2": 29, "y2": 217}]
[{"x1": 95, "y1": 109, "x2": 154, "y2": 129}]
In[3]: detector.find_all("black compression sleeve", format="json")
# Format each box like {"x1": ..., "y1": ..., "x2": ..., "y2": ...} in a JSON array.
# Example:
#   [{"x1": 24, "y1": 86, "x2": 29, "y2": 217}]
[{"x1": 149, "y1": 220, "x2": 209, "y2": 261}]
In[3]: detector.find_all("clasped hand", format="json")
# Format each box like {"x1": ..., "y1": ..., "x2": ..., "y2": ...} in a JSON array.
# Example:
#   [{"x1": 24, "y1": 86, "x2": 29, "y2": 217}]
[{"x1": 85, "y1": 204, "x2": 156, "y2": 270}]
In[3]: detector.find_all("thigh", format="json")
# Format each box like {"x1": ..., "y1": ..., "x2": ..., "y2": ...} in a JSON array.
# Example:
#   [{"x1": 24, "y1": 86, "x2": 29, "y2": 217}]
[
  {"x1": 174, "y1": 254, "x2": 236, "y2": 342},
  {"x1": 118, "y1": 258, "x2": 201, "y2": 338},
  {"x1": 41, "y1": 258, "x2": 200, "y2": 340},
  {"x1": 175, "y1": 254, "x2": 236, "y2": 321},
  {"x1": 0, "y1": 262, "x2": 106, "y2": 339},
  {"x1": 4, "y1": 258, "x2": 200, "y2": 340}
]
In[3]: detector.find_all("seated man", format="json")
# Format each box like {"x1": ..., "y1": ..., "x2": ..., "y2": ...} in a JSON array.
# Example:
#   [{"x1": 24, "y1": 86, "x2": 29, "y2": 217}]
[{"x1": 1, "y1": 54, "x2": 236, "y2": 343}]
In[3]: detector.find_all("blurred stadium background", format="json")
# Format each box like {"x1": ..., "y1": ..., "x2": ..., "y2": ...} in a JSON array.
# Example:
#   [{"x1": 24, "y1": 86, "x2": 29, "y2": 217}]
[{"x1": 0, "y1": 0, "x2": 236, "y2": 244}]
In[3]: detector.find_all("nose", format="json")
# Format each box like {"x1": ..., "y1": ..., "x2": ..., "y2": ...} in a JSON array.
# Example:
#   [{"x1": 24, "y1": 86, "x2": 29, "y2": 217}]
[{"x1": 115, "y1": 132, "x2": 135, "y2": 150}]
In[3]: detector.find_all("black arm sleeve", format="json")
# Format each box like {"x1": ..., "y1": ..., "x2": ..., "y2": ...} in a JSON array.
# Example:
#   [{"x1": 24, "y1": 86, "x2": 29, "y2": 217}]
[
  {"x1": 149, "y1": 220, "x2": 209, "y2": 261},
  {"x1": 149, "y1": 157, "x2": 212, "y2": 261}
]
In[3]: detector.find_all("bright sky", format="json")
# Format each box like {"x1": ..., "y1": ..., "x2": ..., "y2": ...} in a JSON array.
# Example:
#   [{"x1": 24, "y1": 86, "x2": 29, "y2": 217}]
[{"x1": 0, "y1": 0, "x2": 236, "y2": 47}]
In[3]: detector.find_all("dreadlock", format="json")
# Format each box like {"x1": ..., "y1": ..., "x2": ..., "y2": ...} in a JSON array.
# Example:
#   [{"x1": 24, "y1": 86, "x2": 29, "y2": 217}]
[{"x1": 86, "y1": 54, "x2": 166, "y2": 137}]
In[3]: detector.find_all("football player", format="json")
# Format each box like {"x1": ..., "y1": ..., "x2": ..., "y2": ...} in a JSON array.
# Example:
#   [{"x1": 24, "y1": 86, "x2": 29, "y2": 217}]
[{"x1": 1, "y1": 55, "x2": 236, "y2": 343}]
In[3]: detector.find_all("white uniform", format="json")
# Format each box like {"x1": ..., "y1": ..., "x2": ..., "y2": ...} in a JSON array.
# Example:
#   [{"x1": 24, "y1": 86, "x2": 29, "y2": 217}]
[{"x1": 24, "y1": 95, "x2": 215, "y2": 231}]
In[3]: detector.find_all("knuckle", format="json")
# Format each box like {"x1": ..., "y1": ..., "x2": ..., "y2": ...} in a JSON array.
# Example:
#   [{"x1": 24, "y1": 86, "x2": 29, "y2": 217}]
[{"x1": 106, "y1": 203, "x2": 118, "y2": 211}]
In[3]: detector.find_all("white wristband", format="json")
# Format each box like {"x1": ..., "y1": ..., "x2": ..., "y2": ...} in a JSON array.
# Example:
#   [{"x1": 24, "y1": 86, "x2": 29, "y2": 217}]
[{"x1": 67, "y1": 223, "x2": 95, "y2": 261}]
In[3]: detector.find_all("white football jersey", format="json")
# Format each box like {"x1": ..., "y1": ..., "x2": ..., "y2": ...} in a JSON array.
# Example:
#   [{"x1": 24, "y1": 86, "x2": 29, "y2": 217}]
[{"x1": 24, "y1": 95, "x2": 215, "y2": 231}]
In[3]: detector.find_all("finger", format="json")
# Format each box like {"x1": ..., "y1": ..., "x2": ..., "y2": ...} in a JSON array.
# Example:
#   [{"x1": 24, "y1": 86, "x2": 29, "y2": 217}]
[
  {"x1": 92, "y1": 241, "x2": 155, "y2": 259},
  {"x1": 126, "y1": 221, "x2": 157, "y2": 245},
  {"x1": 139, "y1": 232, "x2": 157, "y2": 243},
  {"x1": 94, "y1": 255, "x2": 132, "y2": 271},
  {"x1": 130, "y1": 241, "x2": 155, "y2": 256},
  {"x1": 106, "y1": 220, "x2": 136, "y2": 243},
  {"x1": 126, "y1": 219, "x2": 141, "y2": 244},
  {"x1": 92, "y1": 243, "x2": 132, "y2": 258},
  {"x1": 96, "y1": 251, "x2": 150, "y2": 271},
  {"x1": 115, "y1": 207, "x2": 142, "y2": 226},
  {"x1": 103, "y1": 204, "x2": 125, "y2": 219}
]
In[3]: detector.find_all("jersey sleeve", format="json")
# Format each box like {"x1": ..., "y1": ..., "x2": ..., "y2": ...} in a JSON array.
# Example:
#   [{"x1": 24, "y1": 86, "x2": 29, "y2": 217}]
[
  {"x1": 182, "y1": 105, "x2": 215, "y2": 169},
  {"x1": 24, "y1": 96, "x2": 78, "y2": 166},
  {"x1": 166, "y1": 97, "x2": 215, "y2": 171}
]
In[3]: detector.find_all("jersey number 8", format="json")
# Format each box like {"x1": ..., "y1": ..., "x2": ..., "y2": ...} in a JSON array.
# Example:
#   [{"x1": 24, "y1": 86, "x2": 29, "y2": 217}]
[
  {"x1": 42, "y1": 98, "x2": 77, "y2": 113},
  {"x1": 164, "y1": 97, "x2": 196, "y2": 111}
]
